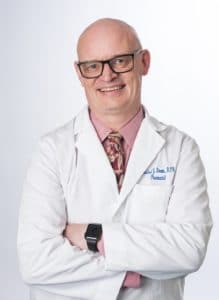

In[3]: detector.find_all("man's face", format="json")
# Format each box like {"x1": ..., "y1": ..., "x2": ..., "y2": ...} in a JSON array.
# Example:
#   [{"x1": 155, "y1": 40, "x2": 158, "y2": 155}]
[{"x1": 75, "y1": 25, "x2": 150, "y2": 119}]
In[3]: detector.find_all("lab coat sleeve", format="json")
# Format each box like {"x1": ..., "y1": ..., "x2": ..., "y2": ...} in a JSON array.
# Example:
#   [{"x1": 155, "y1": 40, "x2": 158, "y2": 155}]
[
  {"x1": 102, "y1": 136, "x2": 213, "y2": 280},
  {"x1": 17, "y1": 135, "x2": 125, "y2": 299}
]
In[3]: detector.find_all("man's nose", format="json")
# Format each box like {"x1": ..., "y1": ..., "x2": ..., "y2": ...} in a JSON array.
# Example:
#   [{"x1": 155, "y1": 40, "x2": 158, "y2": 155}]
[{"x1": 100, "y1": 62, "x2": 118, "y2": 81}]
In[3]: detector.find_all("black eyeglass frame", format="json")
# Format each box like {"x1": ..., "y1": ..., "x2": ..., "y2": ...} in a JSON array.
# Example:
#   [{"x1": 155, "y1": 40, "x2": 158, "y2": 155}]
[{"x1": 77, "y1": 49, "x2": 142, "y2": 79}]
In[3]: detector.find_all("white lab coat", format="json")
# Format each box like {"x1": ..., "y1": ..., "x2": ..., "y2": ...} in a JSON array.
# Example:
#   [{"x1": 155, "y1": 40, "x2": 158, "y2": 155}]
[{"x1": 17, "y1": 106, "x2": 212, "y2": 300}]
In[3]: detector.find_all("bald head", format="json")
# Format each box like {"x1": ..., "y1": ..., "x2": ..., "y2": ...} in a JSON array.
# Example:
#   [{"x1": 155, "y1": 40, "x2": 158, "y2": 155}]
[
  {"x1": 74, "y1": 18, "x2": 150, "y2": 127},
  {"x1": 77, "y1": 18, "x2": 142, "y2": 61}
]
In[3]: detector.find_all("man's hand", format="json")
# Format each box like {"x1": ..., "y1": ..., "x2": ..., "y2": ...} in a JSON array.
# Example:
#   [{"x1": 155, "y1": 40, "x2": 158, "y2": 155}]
[{"x1": 63, "y1": 223, "x2": 88, "y2": 250}]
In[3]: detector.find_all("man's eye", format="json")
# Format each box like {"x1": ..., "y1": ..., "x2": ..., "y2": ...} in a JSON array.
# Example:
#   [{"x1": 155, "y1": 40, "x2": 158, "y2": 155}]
[
  {"x1": 114, "y1": 57, "x2": 125, "y2": 64},
  {"x1": 86, "y1": 63, "x2": 98, "y2": 70}
]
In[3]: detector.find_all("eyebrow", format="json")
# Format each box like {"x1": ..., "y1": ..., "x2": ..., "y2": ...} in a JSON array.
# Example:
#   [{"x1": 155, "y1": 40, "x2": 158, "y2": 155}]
[{"x1": 77, "y1": 49, "x2": 140, "y2": 64}]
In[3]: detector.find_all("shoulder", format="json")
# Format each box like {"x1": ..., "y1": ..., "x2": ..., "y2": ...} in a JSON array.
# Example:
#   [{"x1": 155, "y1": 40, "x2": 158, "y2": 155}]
[
  {"x1": 39, "y1": 106, "x2": 88, "y2": 149},
  {"x1": 147, "y1": 113, "x2": 199, "y2": 152},
  {"x1": 31, "y1": 107, "x2": 88, "y2": 183},
  {"x1": 31, "y1": 107, "x2": 88, "y2": 175}
]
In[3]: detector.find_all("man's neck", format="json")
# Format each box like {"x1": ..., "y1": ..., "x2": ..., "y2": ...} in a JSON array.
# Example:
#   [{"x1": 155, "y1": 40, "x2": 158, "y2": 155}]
[{"x1": 91, "y1": 106, "x2": 142, "y2": 131}]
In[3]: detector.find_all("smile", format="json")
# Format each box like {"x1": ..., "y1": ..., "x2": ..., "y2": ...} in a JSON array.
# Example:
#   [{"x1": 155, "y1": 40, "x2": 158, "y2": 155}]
[{"x1": 98, "y1": 85, "x2": 125, "y2": 92}]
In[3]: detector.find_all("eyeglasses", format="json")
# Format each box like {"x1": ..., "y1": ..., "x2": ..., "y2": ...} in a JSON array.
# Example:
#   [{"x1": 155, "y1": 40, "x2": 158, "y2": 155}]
[{"x1": 77, "y1": 49, "x2": 142, "y2": 79}]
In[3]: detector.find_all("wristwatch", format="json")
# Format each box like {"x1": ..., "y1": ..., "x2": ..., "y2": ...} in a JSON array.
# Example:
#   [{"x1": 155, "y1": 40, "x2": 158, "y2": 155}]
[{"x1": 84, "y1": 224, "x2": 102, "y2": 252}]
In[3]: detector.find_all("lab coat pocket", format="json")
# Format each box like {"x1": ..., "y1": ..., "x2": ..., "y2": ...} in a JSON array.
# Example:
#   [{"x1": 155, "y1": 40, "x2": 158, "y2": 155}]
[{"x1": 126, "y1": 184, "x2": 173, "y2": 224}]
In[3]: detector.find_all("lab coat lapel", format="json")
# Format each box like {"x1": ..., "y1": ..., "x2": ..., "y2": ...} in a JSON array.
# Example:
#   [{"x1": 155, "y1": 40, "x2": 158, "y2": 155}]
[
  {"x1": 74, "y1": 109, "x2": 118, "y2": 196},
  {"x1": 117, "y1": 117, "x2": 166, "y2": 210}
]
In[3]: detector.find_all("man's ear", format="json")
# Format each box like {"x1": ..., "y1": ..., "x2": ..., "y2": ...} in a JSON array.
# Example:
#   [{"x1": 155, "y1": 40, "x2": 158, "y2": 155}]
[
  {"x1": 74, "y1": 62, "x2": 85, "y2": 87},
  {"x1": 141, "y1": 49, "x2": 150, "y2": 76}
]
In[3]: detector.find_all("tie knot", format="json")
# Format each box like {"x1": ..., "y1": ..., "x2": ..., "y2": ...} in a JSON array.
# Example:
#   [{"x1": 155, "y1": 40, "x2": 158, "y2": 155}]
[{"x1": 107, "y1": 131, "x2": 123, "y2": 143}]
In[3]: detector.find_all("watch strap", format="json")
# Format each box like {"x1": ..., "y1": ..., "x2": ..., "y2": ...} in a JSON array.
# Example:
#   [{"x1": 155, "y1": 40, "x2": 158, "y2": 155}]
[{"x1": 86, "y1": 238, "x2": 99, "y2": 252}]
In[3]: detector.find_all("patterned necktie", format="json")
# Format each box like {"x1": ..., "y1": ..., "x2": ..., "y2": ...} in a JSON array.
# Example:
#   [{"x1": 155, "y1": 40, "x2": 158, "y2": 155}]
[
  {"x1": 103, "y1": 132, "x2": 125, "y2": 190},
  {"x1": 103, "y1": 132, "x2": 141, "y2": 287}
]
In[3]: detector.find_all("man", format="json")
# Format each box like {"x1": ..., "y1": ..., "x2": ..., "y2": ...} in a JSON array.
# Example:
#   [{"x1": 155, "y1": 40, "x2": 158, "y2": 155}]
[{"x1": 17, "y1": 18, "x2": 212, "y2": 300}]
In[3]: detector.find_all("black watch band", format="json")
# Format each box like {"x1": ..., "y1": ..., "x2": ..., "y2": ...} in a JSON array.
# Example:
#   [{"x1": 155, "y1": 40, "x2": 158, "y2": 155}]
[
  {"x1": 86, "y1": 237, "x2": 99, "y2": 252},
  {"x1": 84, "y1": 224, "x2": 102, "y2": 252}
]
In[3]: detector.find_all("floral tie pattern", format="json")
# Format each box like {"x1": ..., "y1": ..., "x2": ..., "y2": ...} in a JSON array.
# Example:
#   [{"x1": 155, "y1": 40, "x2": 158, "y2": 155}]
[
  {"x1": 103, "y1": 132, "x2": 125, "y2": 190},
  {"x1": 103, "y1": 132, "x2": 141, "y2": 286}
]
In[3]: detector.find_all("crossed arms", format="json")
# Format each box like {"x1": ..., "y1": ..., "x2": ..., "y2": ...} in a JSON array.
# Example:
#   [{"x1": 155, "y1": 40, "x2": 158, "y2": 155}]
[{"x1": 17, "y1": 134, "x2": 212, "y2": 299}]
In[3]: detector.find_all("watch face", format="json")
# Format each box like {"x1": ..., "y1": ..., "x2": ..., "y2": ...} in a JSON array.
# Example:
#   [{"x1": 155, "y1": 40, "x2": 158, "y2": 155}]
[
  {"x1": 85, "y1": 224, "x2": 102, "y2": 252},
  {"x1": 90, "y1": 227, "x2": 98, "y2": 235},
  {"x1": 85, "y1": 224, "x2": 102, "y2": 239}
]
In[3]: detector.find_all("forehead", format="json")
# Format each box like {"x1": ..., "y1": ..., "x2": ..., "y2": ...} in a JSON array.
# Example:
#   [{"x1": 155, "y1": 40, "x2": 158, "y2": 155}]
[{"x1": 77, "y1": 24, "x2": 137, "y2": 61}]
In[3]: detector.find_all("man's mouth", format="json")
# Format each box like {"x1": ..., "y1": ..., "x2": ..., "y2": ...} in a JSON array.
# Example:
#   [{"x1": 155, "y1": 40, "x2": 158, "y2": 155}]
[{"x1": 98, "y1": 85, "x2": 125, "y2": 92}]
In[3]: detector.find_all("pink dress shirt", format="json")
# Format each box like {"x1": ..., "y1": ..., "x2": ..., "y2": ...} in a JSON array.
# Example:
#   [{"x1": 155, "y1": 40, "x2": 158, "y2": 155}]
[
  {"x1": 90, "y1": 107, "x2": 144, "y2": 170},
  {"x1": 90, "y1": 106, "x2": 144, "y2": 288}
]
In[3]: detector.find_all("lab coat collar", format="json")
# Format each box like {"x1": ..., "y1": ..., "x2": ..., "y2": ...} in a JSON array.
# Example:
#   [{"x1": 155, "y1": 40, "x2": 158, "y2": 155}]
[
  {"x1": 74, "y1": 106, "x2": 119, "y2": 198},
  {"x1": 143, "y1": 106, "x2": 167, "y2": 133},
  {"x1": 116, "y1": 112, "x2": 166, "y2": 211},
  {"x1": 74, "y1": 105, "x2": 90, "y2": 136}
]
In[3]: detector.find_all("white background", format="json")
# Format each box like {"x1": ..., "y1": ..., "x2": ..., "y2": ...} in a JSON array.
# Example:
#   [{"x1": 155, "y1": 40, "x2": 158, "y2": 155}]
[{"x1": 1, "y1": 0, "x2": 219, "y2": 299}]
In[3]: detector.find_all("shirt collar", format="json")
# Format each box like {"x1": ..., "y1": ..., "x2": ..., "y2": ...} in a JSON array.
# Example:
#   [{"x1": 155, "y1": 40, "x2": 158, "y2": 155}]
[{"x1": 90, "y1": 106, "x2": 144, "y2": 147}]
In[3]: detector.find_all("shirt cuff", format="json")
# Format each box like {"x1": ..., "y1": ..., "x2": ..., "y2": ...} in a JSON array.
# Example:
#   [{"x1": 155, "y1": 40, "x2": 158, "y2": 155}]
[{"x1": 123, "y1": 272, "x2": 141, "y2": 288}]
